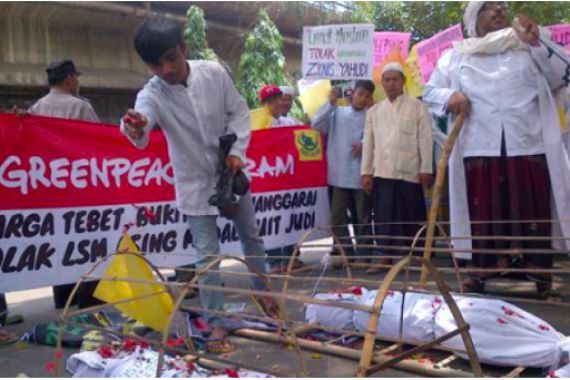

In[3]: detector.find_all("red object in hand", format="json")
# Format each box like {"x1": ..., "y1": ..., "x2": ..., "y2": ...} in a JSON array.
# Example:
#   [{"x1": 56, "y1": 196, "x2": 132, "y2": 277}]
[{"x1": 123, "y1": 115, "x2": 145, "y2": 128}]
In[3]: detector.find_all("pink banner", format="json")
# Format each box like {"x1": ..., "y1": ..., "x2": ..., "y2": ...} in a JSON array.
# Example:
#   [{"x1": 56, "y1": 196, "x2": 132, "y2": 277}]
[
  {"x1": 547, "y1": 24, "x2": 570, "y2": 56},
  {"x1": 415, "y1": 24, "x2": 463, "y2": 83},
  {"x1": 373, "y1": 31, "x2": 411, "y2": 65}
]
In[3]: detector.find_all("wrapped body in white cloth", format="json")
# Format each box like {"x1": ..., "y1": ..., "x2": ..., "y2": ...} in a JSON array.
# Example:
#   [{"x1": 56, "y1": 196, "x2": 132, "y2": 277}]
[{"x1": 306, "y1": 288, "x2": 570, "y2": 371}]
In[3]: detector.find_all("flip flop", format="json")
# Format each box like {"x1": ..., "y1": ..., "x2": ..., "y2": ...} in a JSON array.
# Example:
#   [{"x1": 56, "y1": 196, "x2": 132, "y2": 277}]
[
  {"x1": 0, "y1": 329, "x2": 18, "y2": 346},
  {"x1": 251, "y1": 295, "x2": 280, "y2": 319},
  {"x1": 4, "y1": 314, "x2": 24, "y2": 326},
  {"x1": 206, "y1": 333, "x2": 234, "y2": 354}
]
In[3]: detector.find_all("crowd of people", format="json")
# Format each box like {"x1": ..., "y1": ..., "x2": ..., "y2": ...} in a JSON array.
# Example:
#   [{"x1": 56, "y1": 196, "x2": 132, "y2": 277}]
[{"x1": 2, "y1": 1, "x2": 570, "y2": 356}]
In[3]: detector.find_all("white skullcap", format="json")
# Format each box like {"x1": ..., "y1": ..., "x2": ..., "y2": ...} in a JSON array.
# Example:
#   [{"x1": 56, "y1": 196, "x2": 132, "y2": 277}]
[
  {"x1": 463, "y1": 2, "x2": 485, "y2": 38},
  {"x1": 381, "y1": 62, "x2": 405, "y2": 76},
  {"x1": 279, "y1": 86, "x2": 294, "y2": 96}
]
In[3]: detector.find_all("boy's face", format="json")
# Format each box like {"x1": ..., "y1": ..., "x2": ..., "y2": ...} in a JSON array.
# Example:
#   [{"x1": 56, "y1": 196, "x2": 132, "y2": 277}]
[
  {"x1": 351, "y1": 87, "x2": 372, "y2": 111},
  {"x1": 147, "y1": 44, "x2": 188, "y2": 86},
  {"x1": 281, "y1": 94, "x2": 293, "y2": 114},
  {"x1": 264, "y1": 96, "x2": 284, "y2": 118}
]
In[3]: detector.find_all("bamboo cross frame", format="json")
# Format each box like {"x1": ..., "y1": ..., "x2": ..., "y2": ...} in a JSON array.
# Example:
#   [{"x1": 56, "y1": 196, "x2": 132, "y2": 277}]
[{"x1": 421, "y1": 112, "x2": 467, "y2": 287}]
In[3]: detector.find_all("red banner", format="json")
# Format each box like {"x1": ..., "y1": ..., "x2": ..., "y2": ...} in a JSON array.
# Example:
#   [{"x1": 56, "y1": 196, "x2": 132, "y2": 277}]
[
  {"x1": 0, "y1": 114, "x2": 330, "y2": 292},
  {"x1": 0, "y1": 114, "x2": 327, "y2": 210}
]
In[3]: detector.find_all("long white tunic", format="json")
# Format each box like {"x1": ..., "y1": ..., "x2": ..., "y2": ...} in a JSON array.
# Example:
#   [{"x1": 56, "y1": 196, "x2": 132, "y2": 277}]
[
  {"x1": 121, "y1": 61, "x2": 251, "y2": 216},
  {"x1": 422, "y1": 32, "x2": 570, "y2": 258}
]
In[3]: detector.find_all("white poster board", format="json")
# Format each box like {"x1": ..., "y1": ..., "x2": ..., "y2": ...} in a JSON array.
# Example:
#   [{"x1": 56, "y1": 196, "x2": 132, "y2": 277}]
[{"x1": 302, "y1": 24, "x2": 375, "y2": 80}]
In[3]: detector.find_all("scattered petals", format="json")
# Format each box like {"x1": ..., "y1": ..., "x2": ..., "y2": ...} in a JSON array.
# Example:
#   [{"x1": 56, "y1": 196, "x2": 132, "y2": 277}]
[
  {"x1": 497, "y1": 317, "x2": 507, "y2": 325},
  {"x1": 539, "y1": 324, "x2": 551, "y2": 331},
  {"x1": 139, "y1": 340, "x2": 150, "y2": 349},
  {"x1": 54, "y1": 350, "x2": 63, "y2": 359}
]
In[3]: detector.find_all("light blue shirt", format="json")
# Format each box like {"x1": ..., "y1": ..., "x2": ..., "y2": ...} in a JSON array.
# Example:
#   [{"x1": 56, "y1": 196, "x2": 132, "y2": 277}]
[{"x1": 312, "y1": 103, "x2": 367, "y2": 189}]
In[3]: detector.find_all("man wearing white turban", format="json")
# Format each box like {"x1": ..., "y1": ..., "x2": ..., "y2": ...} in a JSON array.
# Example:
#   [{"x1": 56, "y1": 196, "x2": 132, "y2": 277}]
[{"x1": 423, "y1": 1, "x2": 570, "y2": 299}]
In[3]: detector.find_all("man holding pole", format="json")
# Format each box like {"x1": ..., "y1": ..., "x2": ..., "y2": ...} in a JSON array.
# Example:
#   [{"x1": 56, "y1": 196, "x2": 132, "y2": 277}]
[{"x1": 423, "y1": 1, "x2": 570, "y2": 299}]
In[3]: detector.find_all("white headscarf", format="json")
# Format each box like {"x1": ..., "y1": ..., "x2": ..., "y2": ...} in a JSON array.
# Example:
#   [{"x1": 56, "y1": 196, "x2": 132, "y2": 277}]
[
  {"x1": 279, "y1": 86, "x2": 294, "y2": 96},
  {"x1": 381, "y1": 62, "x2": 405, "y2": 76},
  {"x1": 463, "y1": 1, "x2": 485, "y2": 38}
]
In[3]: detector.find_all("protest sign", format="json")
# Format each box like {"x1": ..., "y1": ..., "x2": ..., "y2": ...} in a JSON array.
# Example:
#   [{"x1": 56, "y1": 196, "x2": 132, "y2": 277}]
[
  {"x1": 374, "y1": 31, "x2": 411, "y2": 64},
  {"x1": 415, "y1": 24, "x2": 463, "y2": 83},
  {"x1": 547, "y1": 24, "x2": 570, "y2": 55},
  {"x1": 302, "y1": 23, "x2": 375, "y2": 80},
  {"x1": 0, "y1": 114, "x2": 329, "y2": 292}
]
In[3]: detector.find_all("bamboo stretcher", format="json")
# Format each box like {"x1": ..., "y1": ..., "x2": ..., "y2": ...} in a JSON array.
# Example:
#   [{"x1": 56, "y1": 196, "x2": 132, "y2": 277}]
[{"x1": 52, "y1": 112, "x2": 568, "y2": 377}]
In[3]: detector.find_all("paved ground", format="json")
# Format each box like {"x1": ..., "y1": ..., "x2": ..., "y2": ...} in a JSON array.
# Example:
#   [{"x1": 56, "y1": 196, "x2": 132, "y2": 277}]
[{"x1": 1, "y1": 241, "x2": 569, "y2": 378}]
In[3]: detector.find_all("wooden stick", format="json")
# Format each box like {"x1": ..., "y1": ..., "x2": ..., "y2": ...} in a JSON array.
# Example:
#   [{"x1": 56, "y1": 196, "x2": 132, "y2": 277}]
[
  {"x1": 365, "y1": 326, "x2": 467, "y2": 375},
  {"x1": 234, "y1": 328, "x2": 474, "y2": 378}
]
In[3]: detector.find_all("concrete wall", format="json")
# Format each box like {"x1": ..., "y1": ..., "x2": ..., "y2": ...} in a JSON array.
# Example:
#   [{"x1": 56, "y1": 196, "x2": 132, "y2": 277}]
[{"x1": 0, "y1": 1, "x2": 303, "y2": 123}]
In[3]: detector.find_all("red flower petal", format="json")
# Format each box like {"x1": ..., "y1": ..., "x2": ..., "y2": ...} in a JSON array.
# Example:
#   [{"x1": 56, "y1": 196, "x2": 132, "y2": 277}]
[
  {"x1": 225, "y1": 369, "x2": 240, "y2": 378},
  {"x1": 351, "y1": 287, "x2": 363, "y2": 296},
  {"x1": 54, "y1": 350, "x2": 63, "y2": 359},
  {"x1": 539, "y1": 324, "x2": 550, "y2": 331},
  {"x1": 45, "y1": 362, "x2": 56, "y2": 373},
  {"x1": 497, "y1": 317, "x2": 507, "y2": 325}
]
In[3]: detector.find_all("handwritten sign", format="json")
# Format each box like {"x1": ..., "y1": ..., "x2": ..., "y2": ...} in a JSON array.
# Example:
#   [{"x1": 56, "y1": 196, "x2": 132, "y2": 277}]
[
  {"x1": 374, "y1": 31, "x2": 411, "y2": 64},
  {"x1": 302, "y1": 24, "x2": 375, "y2": 80},
  {"x1": 415, "y1": 24, "x2": 463, "y2": 83},
  {"x1": 547, "y1": 24, "x2": 570, "y2": 56}
]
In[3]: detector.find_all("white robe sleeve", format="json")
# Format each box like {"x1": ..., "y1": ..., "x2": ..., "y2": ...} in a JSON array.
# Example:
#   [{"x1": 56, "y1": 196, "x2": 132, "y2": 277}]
[{"x1": 422, "y1": 50, "x2": 457, "y2": 117}]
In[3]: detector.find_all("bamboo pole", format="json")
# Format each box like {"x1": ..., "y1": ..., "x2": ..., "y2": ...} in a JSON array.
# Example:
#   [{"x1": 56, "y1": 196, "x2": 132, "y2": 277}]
[
  {"x1": 423, "y1": 112, "x2": 467, "y2": 288},
  {"x1": 234, "y1": 328, "x2": 474, "y2": 378}
]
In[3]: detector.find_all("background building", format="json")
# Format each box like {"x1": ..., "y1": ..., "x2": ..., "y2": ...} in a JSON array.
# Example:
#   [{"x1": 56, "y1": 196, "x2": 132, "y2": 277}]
[{"x1": 0, "y1": 1, "x2": 345, "y2": 123}]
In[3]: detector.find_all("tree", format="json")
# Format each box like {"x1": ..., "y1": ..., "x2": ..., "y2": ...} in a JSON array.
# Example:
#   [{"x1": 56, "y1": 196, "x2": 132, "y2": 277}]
[
  {"x1": 184, "y1": 5, "x2": 230, "y2": 71},
  {"x1": 236, "y1": 9, "x2": 292, "y2": 109},
  {"x1": 346, "y1": 2, "x2": 570, "y2": 44}
]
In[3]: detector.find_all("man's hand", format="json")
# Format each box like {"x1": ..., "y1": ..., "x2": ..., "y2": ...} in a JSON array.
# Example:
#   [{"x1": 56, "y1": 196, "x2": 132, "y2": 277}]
[
  {"x1": 226, "y1": 155, "x2": 245, "y2": 175},
  {"x1": 419, "y1": 173, "x2": 434, "y2": 189},
  {"x1": 446, "y1": 92, "x2": 471, "y2": 116},
  {"x1": 513, "y1": 14, "x2": 540, "y2": 47},
  {"x1": 362, "y1": 175, "x2": 373, "y2": 194},
  {"x1": 122, "y1": 109, "x2": 147, "y2": 139},
  {"x1": 329, "y1": 88, "x2": 338, "y2": 106},
  {"x1": 11, "y1": 105, "x2": 29, "y2": 117},
  {"x1": 351, "y1": 141, "x2": 363, "y2": 157}
]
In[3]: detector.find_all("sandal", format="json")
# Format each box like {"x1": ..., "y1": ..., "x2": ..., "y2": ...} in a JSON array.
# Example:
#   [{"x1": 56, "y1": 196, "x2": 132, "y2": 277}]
[
  {"x1": 462, "y1": 277, "x2": 485, "y2": 294},
  {"x1": 0, "y1": 329, "x2": 18, "y2": 346},
  {"x1": 535, "y1": 282, "x2": 563, "y2": 302},
  {"x1": 251, "y1": 295, "x2": 280, "y2": 319},
  {"x1": 4, "y1": 314, "x2": 24, "y2": 326},
  {"x1": 206, "y1": 328, "x2": 235, "y2": 354}
]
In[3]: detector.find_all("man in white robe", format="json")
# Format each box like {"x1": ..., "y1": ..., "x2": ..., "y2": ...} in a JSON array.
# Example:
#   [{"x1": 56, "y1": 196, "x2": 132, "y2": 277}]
[{"x1": 423, "y1": 1, "x2": 570, "y2": 299}]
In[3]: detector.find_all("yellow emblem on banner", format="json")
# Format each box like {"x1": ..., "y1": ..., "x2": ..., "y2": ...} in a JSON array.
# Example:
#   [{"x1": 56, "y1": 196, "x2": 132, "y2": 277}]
[
  {"x1": 294, "y1": 129, "x2": 322, "y2": 161},
  {"x1": 94, "y1": 234, "x2": 174, "y2": 333}
]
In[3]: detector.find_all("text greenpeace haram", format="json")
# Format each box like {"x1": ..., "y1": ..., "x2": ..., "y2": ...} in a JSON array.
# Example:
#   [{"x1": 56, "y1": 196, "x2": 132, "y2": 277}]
[{"x1": 0, "y1": 156, "x2": 174, "y2": 194}]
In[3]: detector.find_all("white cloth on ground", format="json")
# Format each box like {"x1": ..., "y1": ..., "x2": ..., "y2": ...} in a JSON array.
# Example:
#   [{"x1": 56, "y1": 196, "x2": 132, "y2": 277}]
[{"x1": 306, "y1": 289, "x2": 569, "y2": 370}]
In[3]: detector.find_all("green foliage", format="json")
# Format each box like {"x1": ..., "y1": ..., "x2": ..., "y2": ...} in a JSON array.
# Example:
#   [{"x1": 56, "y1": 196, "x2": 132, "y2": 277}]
[
  {"x1": 348, "y1": 1, "x2": 570, "y2": 44},
  {"x1": 184, "y1": 5, "x2": 230, "y2": 70},
  {"x1": 236, "y1": 10, "x2": 293, "y2": 110}
]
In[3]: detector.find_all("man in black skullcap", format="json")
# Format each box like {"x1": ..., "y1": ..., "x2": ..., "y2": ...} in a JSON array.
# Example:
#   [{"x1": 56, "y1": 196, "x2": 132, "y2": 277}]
[
  {"x1": 28, "y1": 59, "x2": 99, "y2": 122},
  {"x1": 29, "y1": 59, "x2": 100, "y2": 309}
]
